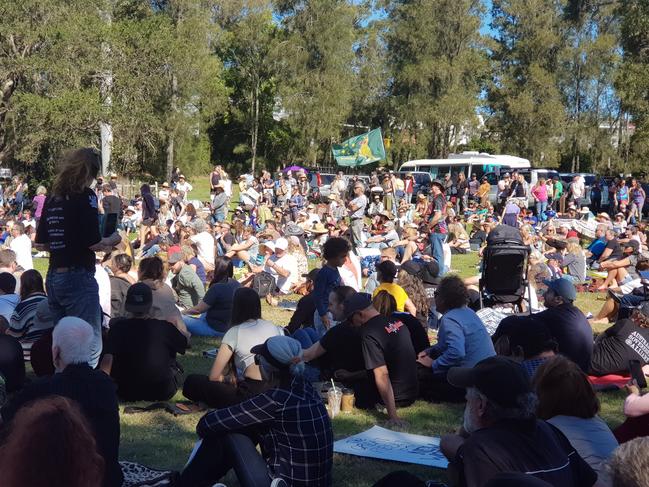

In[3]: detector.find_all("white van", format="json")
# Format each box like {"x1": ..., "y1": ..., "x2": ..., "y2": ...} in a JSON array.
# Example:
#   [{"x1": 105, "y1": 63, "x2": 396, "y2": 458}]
[{"x1": 398, "y1": 153, "x2": 530, "y2": 180}]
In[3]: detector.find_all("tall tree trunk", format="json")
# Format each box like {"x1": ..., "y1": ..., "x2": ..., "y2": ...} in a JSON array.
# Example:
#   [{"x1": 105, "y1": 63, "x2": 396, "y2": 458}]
[
  {"x1": 251, "y1": 78, "x2": 260, "y2": 177},
  {"x1": 166, "y1": 73, "x2": 178, "y2": 180},
  {"x1": 99, "y1": 1, "x2": 113, "y2": 176}
]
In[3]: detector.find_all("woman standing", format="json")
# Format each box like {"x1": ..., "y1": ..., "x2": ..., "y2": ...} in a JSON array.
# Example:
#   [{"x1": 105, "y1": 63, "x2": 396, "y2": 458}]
[
  {"x1": 629, "y1": 179, "x2": 646, "y2": 224},
  {"x1": 32, "y1": 186, "x2": 47, "y2": 227},
  {"x1": 35, "y1": 148, "x2": 120, "y2": 367},
  {"x1": 531, "y1": 177, "x2": 549, "y2": 219}
]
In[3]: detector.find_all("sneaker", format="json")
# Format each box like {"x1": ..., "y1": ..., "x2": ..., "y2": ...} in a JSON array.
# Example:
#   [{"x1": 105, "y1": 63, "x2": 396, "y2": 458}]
[{"x1": 270, "y1": 479, "x2": 288, "y2": 487}]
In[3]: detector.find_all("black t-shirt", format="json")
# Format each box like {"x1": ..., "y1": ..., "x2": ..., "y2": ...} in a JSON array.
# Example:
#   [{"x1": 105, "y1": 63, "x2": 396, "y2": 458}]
[
  {"x1": 590, "y1": 319, "x2": 649, "y2": 376},
  {"x1": 390, "y1": 312, "x2": 430, "y2": 355},
  {"x1": 286, "y1": 293, "x2": 316, "y2": 334},
  {"x1": 361, "y1": 314, "x2": 419, "y2": 403},
  {"x1": 604, "y1": 238, "x2": 623, "y2": 260},
  {"x1": 320, "y1": 321, "x2": 365, "y2": 373},
  {"x1": 35, "y1": 188, "x2": 102, "y2": 271},
  {"x1": 534, "y1": 304, "x2": 593, "y2": 372},
  {"x1": 103, "y1": 318, "x2": 187, "y2": 398},
  {"x1": 456, "y1": 419, "x2": 597, "y2": 487},
  {"x1": 102, "y1": 194, "x2": 122, "y2": 215}
]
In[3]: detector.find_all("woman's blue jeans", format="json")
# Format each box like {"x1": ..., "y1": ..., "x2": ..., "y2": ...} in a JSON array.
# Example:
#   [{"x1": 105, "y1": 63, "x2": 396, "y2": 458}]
[{"x1": 46, "y1": 268, "x2": 103, "y2": 368}]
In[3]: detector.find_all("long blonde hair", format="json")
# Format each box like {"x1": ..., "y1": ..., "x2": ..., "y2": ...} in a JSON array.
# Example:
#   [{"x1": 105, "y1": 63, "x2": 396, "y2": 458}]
[
  {"x1": 567, "y1": 241, "x2": 584, "y2": 256},
  {"x1": 51, "y1": 148, "x2": 100, "y2": 197}
]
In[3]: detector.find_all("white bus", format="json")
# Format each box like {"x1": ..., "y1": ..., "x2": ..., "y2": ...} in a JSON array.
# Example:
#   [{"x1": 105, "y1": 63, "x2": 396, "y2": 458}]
[{"x1": 398, "y1": 152, "x2": 530, "y2": 179}]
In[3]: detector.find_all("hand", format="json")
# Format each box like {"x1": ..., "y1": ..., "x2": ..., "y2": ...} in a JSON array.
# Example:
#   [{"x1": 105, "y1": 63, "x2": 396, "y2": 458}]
[
  {"x1": 321, "y1": 314, "x2": 331, "y2": 329},
  {"x1": 417, "y1": 354, "x2": 433, "y2": 368},
  {"x1": 385, "y1": 417, "x2": 409, "y2": 430},
  {"x1": 626, "y1": 379, "x2": 641, "y2": 396}
]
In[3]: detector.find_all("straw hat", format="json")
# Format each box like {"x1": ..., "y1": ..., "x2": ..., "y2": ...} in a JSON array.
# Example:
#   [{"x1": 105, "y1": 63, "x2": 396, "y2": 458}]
[
  {"x1": 309, "y1": 223, "x2": 328, "y2": 234},
  {"x1": 596, "y1": 212, "x2": 611, "y2": 220}
]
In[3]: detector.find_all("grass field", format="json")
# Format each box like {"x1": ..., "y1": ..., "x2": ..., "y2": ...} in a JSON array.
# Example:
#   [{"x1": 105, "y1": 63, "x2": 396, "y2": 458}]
[{"x1": 31, "y1": 179, "x2": 628, "y2": 486}]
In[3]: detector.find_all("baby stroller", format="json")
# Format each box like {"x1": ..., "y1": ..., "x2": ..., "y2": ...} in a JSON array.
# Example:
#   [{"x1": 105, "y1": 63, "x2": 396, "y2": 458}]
[{"x1": 479, "y1": 224, "x2": 531, "y2": 313}]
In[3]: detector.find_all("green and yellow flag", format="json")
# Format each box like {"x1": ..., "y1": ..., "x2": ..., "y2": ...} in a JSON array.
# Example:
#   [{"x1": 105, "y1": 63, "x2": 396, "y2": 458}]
[{"x1": 332, "y1": 128, "x2": 386, "y2": 167}]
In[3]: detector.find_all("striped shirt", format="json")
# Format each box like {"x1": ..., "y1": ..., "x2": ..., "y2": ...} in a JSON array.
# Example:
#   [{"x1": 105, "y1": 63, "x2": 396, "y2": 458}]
[
  {"x1": 197, "y1": 376, "x2": 333, "y2": 486},
  {"x1": 8, "y1": 293, "x2": 49, "y2": 360}
]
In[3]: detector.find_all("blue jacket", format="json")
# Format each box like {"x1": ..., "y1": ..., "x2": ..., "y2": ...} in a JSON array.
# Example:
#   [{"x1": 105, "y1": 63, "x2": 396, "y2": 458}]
[
  {"x1": 430, "y1": 306, "x2": 495, "y2": 374},
  {"x1": 312, "y1": 265, "x2": 341, "y2": 317}
]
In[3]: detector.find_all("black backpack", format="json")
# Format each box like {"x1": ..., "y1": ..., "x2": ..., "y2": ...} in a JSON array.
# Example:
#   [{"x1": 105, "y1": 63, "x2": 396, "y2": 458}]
[{"x1": 252, "y1": 271, "x2": 277, "y2": 297}]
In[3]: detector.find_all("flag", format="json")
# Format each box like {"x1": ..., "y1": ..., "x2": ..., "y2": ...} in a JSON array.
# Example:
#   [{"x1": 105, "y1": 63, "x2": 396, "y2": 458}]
[{"x1": 332, "y1": 128, "x2": 386, "y2": 167}]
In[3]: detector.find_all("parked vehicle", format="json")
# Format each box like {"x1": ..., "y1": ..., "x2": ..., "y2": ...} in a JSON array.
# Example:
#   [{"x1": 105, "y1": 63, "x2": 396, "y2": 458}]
[
  {"x1": 395, "y1": 171, "x2": 433, "y2": 201},
  {"x1": 559, "y1": 173, "x2": 596, "y2": 206},
  {"x1": 482, "y1": 168, "x2": 560, "y2": 207}
]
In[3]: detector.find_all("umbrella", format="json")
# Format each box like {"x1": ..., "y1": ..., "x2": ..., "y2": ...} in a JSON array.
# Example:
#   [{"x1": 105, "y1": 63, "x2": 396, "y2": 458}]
[{"x1": 283, "y1": 165, "x2": 307, "y2": 173}]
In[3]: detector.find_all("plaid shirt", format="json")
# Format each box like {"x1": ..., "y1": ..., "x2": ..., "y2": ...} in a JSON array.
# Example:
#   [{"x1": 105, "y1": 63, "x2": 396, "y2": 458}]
[{"x1": 197, "y1": 376, "x2": 333, "y2": 487}]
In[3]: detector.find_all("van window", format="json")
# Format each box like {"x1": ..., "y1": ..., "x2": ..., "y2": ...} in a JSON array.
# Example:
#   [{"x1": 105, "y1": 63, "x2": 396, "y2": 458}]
[
  {"x1": 484, "y1": 172, "x2": 499, "y2": 185},
  {"x1": 450, "y1": 165, "x2": 468, "y2": 178}
]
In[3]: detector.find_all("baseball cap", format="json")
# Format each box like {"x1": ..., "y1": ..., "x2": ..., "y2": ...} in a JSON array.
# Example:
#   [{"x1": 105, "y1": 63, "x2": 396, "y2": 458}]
[
  {"x1": 542, "y1": 277, "x2": 577, "y2": 302},
  {"x1": 168, "y1": 252, "x2": 183, "y2": 264},
  {"x1": 125, "y1": 282, "x2": 153, "y2": 313},
  {"x1": 448, "y1": 356, "x2": 532, "y2": 409},
  {"x1": 625, "y1": 240, "x2": 640, "y2": 254},
  {"x1": 343, "y1": 292, "x2": 373, "y2": 318},
  {"x1": 261, "y1": 241, "x2": 275, "y2": 253},
  {"x1": 275, "y1": 237, "x2": 288, "y2": 251}
]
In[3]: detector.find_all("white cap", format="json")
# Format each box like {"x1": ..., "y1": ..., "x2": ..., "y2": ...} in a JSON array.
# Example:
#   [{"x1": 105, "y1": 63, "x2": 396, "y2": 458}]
[
  {"x1": 262, "y1": 241, "x2": 276, "y2": 253},
  {"x1": 275, "y1": 237, "x2": 289, "y2": 251}
]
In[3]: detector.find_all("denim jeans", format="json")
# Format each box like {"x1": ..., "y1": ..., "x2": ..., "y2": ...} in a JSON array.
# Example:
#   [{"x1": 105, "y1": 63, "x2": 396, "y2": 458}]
[
  {"x1": 313, "y1": 310, "x2": 337, "y2": 338},
  {"x1": 182, "y1": 314, "x2": 224, "y2": 337},
  {"x1": 536, "y1": 200, "x2": 548, "y2": 219},
  {"x1": 180, "y1": 433, "x2": 272, "y2": 487},
  {"x1": 429, "y1": 232, "x2": 447, "y2": 276},
  {"x1": 293, "y1": 327, "x2": 320, "y2": 349},
  {"x1": 46, "y1": 268, "x2": 102, "y2": 368},
  {"x1": 141, "y1": 244, "x2": 161, "y2": 258}
]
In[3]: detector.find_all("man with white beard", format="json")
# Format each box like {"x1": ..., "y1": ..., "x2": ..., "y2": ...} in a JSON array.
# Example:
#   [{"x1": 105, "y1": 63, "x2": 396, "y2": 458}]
[{"x1": 438, "y1": 357, "x2": 601, "y2": 487}]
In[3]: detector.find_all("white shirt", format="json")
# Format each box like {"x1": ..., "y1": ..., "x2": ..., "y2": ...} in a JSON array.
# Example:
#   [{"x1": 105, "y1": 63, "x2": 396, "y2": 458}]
[
  {"x1": 95, "y1": 264, "x2": 111, "y2": 326},
  {"x1": 190, "y1": 232, "x2": 215, "y2": 266},
  {"x1": 571, "y1": 177, "x2": 585, "y2": 198},
  {"x1": 10, "y1": 234, "x2": 33, "y2": 270},
  {"x1": 339, "y1": 252, "x2": 362, "y2": 291},
  {"x1": 176, "y1": 181, "x2": 193, "y2": 200},
  {"x1": 266, "y1": 253, "x2": 298, "y2": 294}
]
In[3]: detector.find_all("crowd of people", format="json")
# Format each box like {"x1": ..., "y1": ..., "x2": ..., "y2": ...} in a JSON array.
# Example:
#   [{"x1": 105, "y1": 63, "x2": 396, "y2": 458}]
[{"x1": 0, "y1": 148, "x2": 647, "y2": 486}]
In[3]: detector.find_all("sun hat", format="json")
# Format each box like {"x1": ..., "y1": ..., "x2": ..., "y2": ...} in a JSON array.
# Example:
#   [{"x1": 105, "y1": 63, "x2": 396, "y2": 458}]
[
  {"x1": 274, "y1": 237, "x2": 289, "y2": 251},
  {"x1": 309, "y1": 223, "x2": 328, "y2": 234}
]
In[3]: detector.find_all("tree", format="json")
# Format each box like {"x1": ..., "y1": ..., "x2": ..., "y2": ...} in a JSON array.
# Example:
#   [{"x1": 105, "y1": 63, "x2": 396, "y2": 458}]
[
  {"x1": 488, "y1": 0, "x2": 567, "y2": 166},
  {"x1": 384, "y1": 0, "x2": 487, "y2": 165},
  {"x1": 617, "y1": 0, "x2": 649, "y2": 172},
  {"x1": 275, "y1": 0, "x2": 358, "y2": 164}
]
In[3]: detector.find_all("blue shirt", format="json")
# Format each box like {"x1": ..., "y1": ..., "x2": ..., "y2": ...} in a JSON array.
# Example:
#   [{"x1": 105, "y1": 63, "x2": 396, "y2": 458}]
[
  {"x1": 430, "y1": 306, "x2": 495, "y2": 374},
  {"x1": 312, "y1": 265, "x2": 341, "y2": 317},
  {"x1": 587, "y1": 237, "x2": 606, "y2": 260}
]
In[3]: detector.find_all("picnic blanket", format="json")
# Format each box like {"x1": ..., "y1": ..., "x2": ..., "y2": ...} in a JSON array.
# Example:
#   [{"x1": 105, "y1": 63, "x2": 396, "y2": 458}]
[
  {"x1": 333, "y1": 425, "x2": 448, "y2": 469},
  {"x1": 588, "y1": 374, "x2": 630, "y2": 390}
]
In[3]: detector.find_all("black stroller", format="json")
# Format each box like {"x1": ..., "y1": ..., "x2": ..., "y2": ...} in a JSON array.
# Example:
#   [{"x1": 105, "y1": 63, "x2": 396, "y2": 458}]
[{"x1": 479, "y1": 224, "x2": 531, "y2": 313}]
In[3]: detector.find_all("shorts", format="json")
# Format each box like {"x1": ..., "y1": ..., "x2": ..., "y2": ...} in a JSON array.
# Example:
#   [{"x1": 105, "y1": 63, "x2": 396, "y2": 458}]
[{"x1": 142, "y1": 218, "x2": 155, "y2": 226}]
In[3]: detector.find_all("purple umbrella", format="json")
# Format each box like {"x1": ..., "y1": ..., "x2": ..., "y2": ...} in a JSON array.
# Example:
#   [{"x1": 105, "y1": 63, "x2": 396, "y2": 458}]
[{"x1": 283, "y1": 165, "x2": 307, "y2": 173}]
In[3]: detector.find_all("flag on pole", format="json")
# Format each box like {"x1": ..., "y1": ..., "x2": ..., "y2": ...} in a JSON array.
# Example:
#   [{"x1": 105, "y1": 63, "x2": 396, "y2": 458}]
[{"x1": 332, "y1": 128, "x2": 386, "y2": 167}]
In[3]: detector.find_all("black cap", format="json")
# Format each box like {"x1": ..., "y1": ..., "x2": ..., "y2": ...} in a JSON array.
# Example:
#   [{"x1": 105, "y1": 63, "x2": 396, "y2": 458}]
[
  {"x1": 419, "y1": 260, "x2": 440, "y2": 285},
  {"x1": 125, "y1": 282, "x2": 153, "y2": 313},
  {"x1": 343, "y1": 292, "x2": 373, "y2": 318},
  {"x1": 625, "y1": 239, "x2": 640, "y2": 254},
  {"x1": 400, "y1": 260, "x2": 422, "y2": 277},
  {"x1": 448, "y1": 356, "x2": 532, "y2": 409},
  {"x1": 376, "y1": 260, "x2": 398, "y2": 280}
]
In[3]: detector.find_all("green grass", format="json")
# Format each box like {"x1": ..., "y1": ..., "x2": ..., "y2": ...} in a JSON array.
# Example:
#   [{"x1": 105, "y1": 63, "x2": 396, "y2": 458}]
[{"x1": 29, "y1": 185, "x2": 626, "y2": 485}]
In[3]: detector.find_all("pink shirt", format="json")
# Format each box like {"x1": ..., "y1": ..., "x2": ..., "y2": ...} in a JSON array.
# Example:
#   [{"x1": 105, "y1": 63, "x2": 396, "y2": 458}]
[
  {"x1": 532, "y1": 184, "x2": 548, "y2": 202},
  {"x1": 32, "y1": 194, "x2": 46, "y2": 218}
]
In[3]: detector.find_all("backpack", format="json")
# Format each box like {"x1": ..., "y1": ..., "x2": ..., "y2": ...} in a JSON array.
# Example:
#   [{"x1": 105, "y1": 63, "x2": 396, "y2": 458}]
[
  {"x1": 252, "y1": 271, "x2": 276, "y2": 297},
  {"x1": 152, "y1": 196, "x2": 160, "y2": 212}
]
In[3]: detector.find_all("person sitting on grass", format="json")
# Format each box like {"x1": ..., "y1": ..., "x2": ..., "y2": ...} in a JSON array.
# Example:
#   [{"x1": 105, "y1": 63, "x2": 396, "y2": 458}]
[
  {"x1": 181, "y1": 257, "x2": 241, "y2": 336},
  {"x1": 372, "y1": 260, "x2": 417, "y2": 316},
  {"x1": 345, "y1": 292, "x2": 418, "y2": 427},
  {"x1": 312, "y1": 237, "x2": 351, "y2": 336},
  {"x1": 533, "y1": 356, "x2": 618, "y2": 481},
  {"x1": 285, "y1": 269, "x2": 319, "y2": 336},
  {"x1": 439, "y1": 357, "x2": 598, "y2": 487},
  {"x1": 182, "y1": 288, "x2": 284, "y2": 409},
  {"x1": 100, "y1": 283, "x2": 187, "y2": 402},
  {"x1": 179, "y1": 336, "x2": 333, "y2": 487},
  {"x1": 372, "y1": 291, "x2": 429, "y2": 355},
  {"x1": 597, "y1": 240, "x2": 644, "y2": 291},
  {"x1": 169, "y1": 251, "x2": 205, "y2": 310},
  {"x1": 416, "y1": 275, "x2": 495, "y2": 402},
  {"x1": 590, "y1": 302, "x2": 649, "y2": 376},
  {"x1": 1, "y1": 317, "x2": 123, "y2": 487}
]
